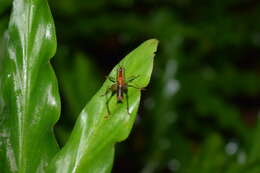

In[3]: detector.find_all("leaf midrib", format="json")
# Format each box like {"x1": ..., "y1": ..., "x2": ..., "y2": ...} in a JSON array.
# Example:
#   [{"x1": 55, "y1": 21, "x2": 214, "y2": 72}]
[{"x1": 18, "y1": 0, "x2": 33, "y2": 170}]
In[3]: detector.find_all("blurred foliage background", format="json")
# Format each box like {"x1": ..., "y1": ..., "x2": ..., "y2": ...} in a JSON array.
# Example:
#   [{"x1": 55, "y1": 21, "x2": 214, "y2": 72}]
[{"x1": 1, "y1": 0, "x2": 260, "y2": 172}]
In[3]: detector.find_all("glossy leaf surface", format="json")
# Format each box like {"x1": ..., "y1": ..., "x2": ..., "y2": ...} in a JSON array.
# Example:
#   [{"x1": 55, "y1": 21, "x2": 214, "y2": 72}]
[
  {"x1": 0, "y1": 0, "x2": 60, "y2": 172},
  {"x1": 54, "y1": 51, "x2": 102, "y2": 121},
  {"x1": 47, "y1": 39, "x2": 158, "y2": 173}
]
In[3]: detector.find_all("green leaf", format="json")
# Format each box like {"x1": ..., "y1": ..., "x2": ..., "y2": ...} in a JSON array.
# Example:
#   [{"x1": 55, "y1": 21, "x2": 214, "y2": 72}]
[
  {"x1": 47, "y1": 39, "x2": 158, "y2": 173},
  {"x1": 54, "y1": 51, "x2": 102, "y2": 146},
  {"x1": 54, "y1": 51, "x2": 102, "y2": 121},
  {"x1": 0, "y1": 0, "x2": 60, "y2": 172}
]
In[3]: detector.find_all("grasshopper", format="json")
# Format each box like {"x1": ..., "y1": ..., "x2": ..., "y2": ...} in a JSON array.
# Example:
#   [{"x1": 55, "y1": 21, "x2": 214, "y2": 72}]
[{"x1": 103, "y1": 66, "x2": 142, "y2": 115}]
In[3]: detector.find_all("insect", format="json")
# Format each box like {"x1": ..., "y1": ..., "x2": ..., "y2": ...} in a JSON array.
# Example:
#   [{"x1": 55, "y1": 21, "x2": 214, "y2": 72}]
[{"x1": 102, "y1": 66, "x2": 142, "y2": 115}]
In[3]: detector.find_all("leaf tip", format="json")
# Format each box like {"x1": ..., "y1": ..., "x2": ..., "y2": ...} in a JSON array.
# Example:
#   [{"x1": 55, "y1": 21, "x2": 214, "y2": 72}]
[
  {"x1": 147, "y1": 38, "x2": 159, "y2": 48},
  {"x1": 145, "y1": 39, "x2": 159, "y2": 57}
]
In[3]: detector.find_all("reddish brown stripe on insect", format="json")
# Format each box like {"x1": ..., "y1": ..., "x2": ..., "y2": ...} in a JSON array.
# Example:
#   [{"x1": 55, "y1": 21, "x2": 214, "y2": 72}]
[{"x1": 102, "y1": 66, "x2": 143, "y2": 115}]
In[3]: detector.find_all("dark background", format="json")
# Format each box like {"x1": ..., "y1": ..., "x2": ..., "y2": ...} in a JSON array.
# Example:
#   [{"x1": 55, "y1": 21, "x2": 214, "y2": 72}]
[{"x1": 1, "y1": 0, "x2": 260, "y2": 172}]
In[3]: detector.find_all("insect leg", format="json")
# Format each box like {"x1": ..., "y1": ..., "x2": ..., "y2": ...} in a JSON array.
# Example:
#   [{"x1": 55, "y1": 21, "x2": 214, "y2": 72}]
[
  {"x1": 104, "y1": 84, "x2": 117, "y2": 115},
  {"x1": 105, "y1": 91, "x2": 115, "y2": 115},
  {"x1": 106, "y1": 76, "x2": 116, "y2": 83},
  {"x1": 101, "y1": 88, "x2": 111, "y2": 97},
  {"x1": 126, "y1": 75, "x2": 145, "y2": 90},
  {"x1": 123, "y1": 86, "x2": 130, "y2": 115},
  {"x1": 101, "y1": 83, "x2": 117, "y2": 96},
  {"x1": 127, "y1": 84, "x2": 145, "y2": 90},
  {"x1": 126, "y1": 75, "x2": 139, "y2": 83},
  {"x1": 125, "y1": 90, "x2": 130, "y2": 115}
]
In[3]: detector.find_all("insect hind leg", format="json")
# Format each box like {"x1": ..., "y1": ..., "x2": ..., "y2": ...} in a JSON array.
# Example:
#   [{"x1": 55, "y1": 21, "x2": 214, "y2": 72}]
[
  {"x1": 123, "y1": 88, "x2": 130, "y2": 115},
  {"x1": 103, "y1": 84, "x2": 117, "y2": 115},
  {"x1": 105, "y1": 91, "x2": 115, "y2": 115}
]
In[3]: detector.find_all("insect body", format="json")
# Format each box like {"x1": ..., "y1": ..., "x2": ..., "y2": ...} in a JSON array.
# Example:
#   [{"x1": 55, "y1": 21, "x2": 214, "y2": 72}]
[
  {"x1": 116, "y1": 67, "x2": 125, "y2": 102},
  {"x1": 103, "y1": 67, "x2": 141, "y2": 115}
]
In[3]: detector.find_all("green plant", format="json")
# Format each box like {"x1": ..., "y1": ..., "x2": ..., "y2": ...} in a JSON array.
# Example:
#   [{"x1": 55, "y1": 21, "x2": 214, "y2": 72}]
[{"x1": 0, "y1": 0, "x2": 158, "y2": 172}]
